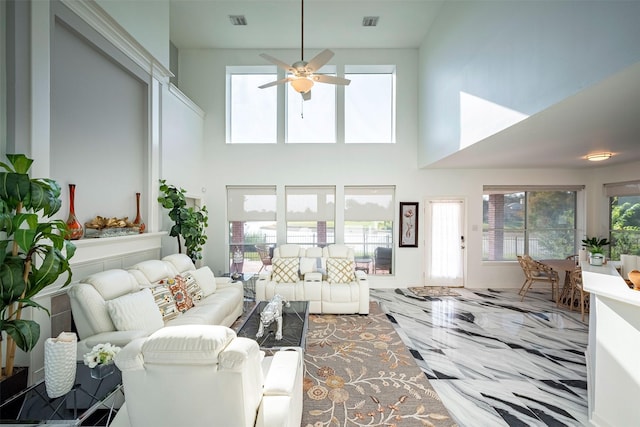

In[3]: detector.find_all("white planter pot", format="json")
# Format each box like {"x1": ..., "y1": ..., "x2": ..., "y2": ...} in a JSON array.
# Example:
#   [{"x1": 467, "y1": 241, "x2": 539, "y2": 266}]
[
  {"x1": 44, "y1": 332, "x2": 77, "y2": 398},
  {"x1": 590, "y1": 254, "x2": 605, "y2": 266}
]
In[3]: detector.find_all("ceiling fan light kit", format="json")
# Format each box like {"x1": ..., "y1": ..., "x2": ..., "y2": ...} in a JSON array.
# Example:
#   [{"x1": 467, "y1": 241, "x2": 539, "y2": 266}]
[
  {"x1": 586, "y1": 152, "x2": 613, "y2": 162},
  {"x1": 257, "y1": 0, "x2": 350, "y2": 101}
]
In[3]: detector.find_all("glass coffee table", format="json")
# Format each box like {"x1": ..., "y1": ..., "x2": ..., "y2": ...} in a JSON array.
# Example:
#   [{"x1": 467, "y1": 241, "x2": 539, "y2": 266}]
[
  {"x1": 0, "y1": 362, "x2": 123, "y2": 426},
  {"x1": 236, "y1": 300, "x2": 309, "y2": 351}
]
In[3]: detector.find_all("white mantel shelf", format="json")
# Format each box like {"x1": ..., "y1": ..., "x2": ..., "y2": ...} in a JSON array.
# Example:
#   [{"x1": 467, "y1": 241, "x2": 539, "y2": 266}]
[
  {"x1": 581, "y1": 261, "x2": 640, "y2": 427},
  {"x1": 69, "y1": 231, "x2": 166, "y2": 265}
]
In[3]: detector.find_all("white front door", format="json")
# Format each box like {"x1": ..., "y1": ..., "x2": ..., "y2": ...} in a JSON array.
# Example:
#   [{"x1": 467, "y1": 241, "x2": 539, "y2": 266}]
[{"x1": 425, "y1": 199, "x2": 465, "y2": 287}]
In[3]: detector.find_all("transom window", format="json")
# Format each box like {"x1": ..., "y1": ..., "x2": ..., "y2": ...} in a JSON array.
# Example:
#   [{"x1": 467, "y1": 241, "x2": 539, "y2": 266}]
[{"x1": 226, "y1": 65, "x2": 395, "y2": 144}]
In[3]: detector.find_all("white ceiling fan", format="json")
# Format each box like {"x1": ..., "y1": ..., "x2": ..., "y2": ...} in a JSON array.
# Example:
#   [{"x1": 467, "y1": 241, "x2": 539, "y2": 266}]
[{"x1": 258, "y1": 0, "x2": 350, "y2": 101}]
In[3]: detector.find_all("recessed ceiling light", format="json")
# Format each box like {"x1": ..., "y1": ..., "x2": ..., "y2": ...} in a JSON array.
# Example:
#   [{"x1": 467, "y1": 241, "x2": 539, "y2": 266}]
[
  {"x1": 586, "y1": 152, "x2": 613, "y2": 162},
  {"x1": 229, "y1": 15, "x2": 247, "y2": 26},
  {"x1": 362, "y1": 16, "x2": 379, "y2": 27}
]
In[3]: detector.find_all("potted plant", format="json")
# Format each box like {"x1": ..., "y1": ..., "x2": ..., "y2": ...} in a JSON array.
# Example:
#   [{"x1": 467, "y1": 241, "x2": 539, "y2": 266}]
[
  {"x1": 1, "y1": 154, "x2": 76, "y2": 381},
  {"x1": 581, "y1": 236, "x2": 611, "y2": 266},
  {"x1": 157, "y1": 180, "x2": 208, "y2": 263}
]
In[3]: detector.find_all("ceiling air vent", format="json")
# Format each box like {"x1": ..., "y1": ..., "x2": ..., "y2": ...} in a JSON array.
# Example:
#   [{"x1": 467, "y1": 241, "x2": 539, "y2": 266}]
[
  {"x1": 362, "y1": 16, "x2": 379, "y2": 27},
  {"x1": 229, "y1": 15, "x2": 247, "y2": 26}
]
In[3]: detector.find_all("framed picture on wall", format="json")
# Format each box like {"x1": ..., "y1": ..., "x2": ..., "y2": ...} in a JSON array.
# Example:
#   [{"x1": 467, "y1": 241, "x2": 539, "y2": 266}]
[{"x1": 399, "y1": 202, "x2": 419, "y2": 247}]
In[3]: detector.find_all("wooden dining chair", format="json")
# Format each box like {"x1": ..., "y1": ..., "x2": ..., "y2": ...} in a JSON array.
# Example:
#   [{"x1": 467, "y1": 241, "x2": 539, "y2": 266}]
[
  {"x1": 569, "y1": 268, "x2": 589, "y2": 322},
  {"x1": 628, "y1": 269, "x2": 640, "y2": 290},
  {"x1": 517, "y1": 255, "x2": 559, "y2": 302}
]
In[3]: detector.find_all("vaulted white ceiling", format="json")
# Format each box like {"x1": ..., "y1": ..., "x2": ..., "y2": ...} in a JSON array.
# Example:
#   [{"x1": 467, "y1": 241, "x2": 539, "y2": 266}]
[{"x1": 170, "y1": 0, "x2": 640, "y2": 169}]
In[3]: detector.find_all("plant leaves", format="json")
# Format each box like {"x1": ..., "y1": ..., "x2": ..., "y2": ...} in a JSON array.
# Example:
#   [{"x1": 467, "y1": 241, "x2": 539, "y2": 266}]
[{"x1": 4, "y1": 319, "x2": 40, "y2": 352}]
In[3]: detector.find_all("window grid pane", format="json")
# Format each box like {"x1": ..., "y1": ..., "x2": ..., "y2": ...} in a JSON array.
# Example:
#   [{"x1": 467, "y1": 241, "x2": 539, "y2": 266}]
[
  {"x1": 286, "y1": 76, "x2": 336, "y2": 143},
  {"x1": 345, "y1": 73, "x2": 394, "y2": 143},
  {"x1": 229, "y1": 73, "x2": 277, "y2": 143}
]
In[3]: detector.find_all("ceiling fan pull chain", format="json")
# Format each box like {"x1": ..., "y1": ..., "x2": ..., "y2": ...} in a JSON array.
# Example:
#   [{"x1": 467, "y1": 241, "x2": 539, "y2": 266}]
[{"x1": 301, "y1": 98, "x2": 304, "y2": 119}]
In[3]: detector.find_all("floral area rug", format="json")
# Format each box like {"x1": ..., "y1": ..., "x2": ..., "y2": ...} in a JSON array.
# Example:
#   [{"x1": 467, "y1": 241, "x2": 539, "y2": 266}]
[
  {"x1": 302, "y1": 302, "x2": 456, "y2": 427},
  {"x1": 408, "y1": 287, "x2": 460, "y2": 298}
]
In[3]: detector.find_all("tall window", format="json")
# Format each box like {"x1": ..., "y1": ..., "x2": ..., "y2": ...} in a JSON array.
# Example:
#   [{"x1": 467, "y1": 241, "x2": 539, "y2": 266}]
[
  {"x1": 483, "y1": 186, "x2": 581, "y2": 261},
  {"x1": 227, "y1": 186, "x2": 277, "y2": 274},
  {"x1": 286, "y1": 66, "x2": 336, "y2": 143},
  {"x1": 226, "y1": 66, "x2": 277, "y2": 143},
  {"x1": 344, "y1": 186, "x2": 395, "y2": 275},
  {"x1": 606, "y1": 181, "x2": 640, "y2": 260},
  {"x1": 345, "y1": 66, "x2": 395, "y2": 143},
  {"x1": 285, "y1": 186, "x2": 335, "y2": 247}
]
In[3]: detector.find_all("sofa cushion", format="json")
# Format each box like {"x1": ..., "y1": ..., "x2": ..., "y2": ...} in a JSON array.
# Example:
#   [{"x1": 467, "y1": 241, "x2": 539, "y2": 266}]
[
  {"x1": 272, "y1": 258, "x2": 300, "y2": 283},
  {"x1": 183, "y1": 274, "x2": 204, "y2": 304},
  {"x1": 162, "y1": 253, "x2": 196, "y2": 274},
  {"x1": 149, "y1": 285, "x2": 180, "y2": 322},
  {"x1": 326, "y1": 258, "x2": 355, "y2": 284},
  {"x1": 132, "y1": 260, "x2": 179, "y2": 284},
  {"x1": 167, "y1": 276, "x2": 194, "y2": 313},
  {"x1": 299, "y1": 257, "x2": 326, "y2": 275},
  {"x1": 142, "y1": 325, "x2": 236, "y2": 365},
  {"x1": 106, "y1": 288, "x2": 164, "y2": 334},
  {"x1": 83, "y1": 269, "x2": 140, "y2": 301},
  {"x1": 185, "y1": 266, "x2": 217, "y2": 297}
]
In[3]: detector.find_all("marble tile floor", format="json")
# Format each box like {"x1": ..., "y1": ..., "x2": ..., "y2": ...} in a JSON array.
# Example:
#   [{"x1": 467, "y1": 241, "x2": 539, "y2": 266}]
[{"x1": 370, "y1": 287, "x2": 589, "y2": 427}]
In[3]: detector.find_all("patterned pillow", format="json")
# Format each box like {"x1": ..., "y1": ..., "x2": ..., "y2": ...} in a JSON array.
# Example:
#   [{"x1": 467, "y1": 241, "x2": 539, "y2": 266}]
[
  {"x1": 166, "y1": 275, "x2": 194, "y2": 313},
  {"x1": 271, "y1": 258, "x2": 300, "y2": 283},
  {"x1": 182, "y1": 273, "x2": 204, "y2": 304},
  {"x1": 327, "y1": 258, "x2": 355, "y2": 284},
  {"x1": 149, "y1": 285, "x2": 180, "y2": 322}
]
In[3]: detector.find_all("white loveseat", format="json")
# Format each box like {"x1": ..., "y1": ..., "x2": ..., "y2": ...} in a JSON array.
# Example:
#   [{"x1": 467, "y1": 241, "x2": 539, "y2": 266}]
[
  {"x1": 256, "y1": 244, "x2": 369, "y2": 314},
  {"x1": 68, "y1": 254, "x2": 243, "y2": 356},
  {"x1": 110, "y1": 325, "x2": 303, "y2": 427}
]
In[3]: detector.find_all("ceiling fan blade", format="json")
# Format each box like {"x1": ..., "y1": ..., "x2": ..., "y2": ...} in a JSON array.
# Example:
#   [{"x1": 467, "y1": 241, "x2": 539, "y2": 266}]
[
  {"x1": 305, "y1": 49, "x2": 334, "y2": 73},
  {"x1": 311, "y1": 74, "x2": 351, "y2": 86},
  {"x1": 301, "y1": 90, "x2": 312, "y2": 101},
  {"x1": 258, "y1": 77, "x2": 293, "y2": 89},
  {"x1": 259, "y1": 53, "x2": 295, "y2": 73}
]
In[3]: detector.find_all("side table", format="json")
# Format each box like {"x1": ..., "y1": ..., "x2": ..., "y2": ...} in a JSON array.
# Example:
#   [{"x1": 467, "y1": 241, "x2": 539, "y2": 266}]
[
  {"x1": 0, "y1": 362, "x2": 123, "y2": 426},
  {"x1": 222, "y1": 272, "x2": 256, "y2": 301}
]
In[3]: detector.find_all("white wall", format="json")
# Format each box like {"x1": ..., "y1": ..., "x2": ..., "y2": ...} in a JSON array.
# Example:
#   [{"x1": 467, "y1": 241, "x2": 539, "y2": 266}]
[
  {"x1": 418, "y1": 0, "x2": 640, "y2": 167},
  {"x1": 176, "y1": 47, "x2": 632, "y2": 290},
  {"x1": 96, "y1": 0, "x2": 170, "y2": 70}
]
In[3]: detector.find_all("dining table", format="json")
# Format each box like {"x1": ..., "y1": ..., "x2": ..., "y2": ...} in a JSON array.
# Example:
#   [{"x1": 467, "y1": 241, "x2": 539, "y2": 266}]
[{"x1": 539, "y1": 258, "x2": 580, "y2": 309}]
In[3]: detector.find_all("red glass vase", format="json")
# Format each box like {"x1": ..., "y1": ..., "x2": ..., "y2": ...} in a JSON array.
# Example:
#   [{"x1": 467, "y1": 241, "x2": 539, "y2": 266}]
[
  {"x1": 133, "y1": 192, "x2": 146, "y2": 233},
  {"x1": 65, "y1": 184, "x2": 83, "y2": 240}
]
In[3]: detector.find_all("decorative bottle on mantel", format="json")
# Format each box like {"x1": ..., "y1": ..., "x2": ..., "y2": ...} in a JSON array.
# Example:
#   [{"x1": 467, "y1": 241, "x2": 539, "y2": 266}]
[
  {"x1": 133, "y1": 192, "x2": 146, "y2": 233},
  {"x1": 65, "y1": 184, "x2": 83, "y2": 240}
]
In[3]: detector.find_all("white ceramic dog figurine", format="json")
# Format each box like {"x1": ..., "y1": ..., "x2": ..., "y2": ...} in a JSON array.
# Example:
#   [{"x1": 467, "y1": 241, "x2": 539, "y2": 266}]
[{"x1": 256, "y1": 294, "x2": 290, "y2": 340}]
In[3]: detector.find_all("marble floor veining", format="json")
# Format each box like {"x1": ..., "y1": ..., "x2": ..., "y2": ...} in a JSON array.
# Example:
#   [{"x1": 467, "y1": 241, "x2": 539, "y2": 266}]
[{"x1": 370, "y1": 287, "x2": 589, "y2": 427}]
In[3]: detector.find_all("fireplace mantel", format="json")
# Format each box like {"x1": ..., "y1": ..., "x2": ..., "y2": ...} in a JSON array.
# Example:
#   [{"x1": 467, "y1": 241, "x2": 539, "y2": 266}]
[{"x1": 69, "y1": 231, "x2": 166, "y2": 266}]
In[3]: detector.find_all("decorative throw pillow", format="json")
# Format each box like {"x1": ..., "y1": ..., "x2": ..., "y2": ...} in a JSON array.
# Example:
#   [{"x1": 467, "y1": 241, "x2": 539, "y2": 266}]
[
  {"x1": 182, "y1": 273, "x2": 204, "y2": 304},
  {"x1": 187, "y1": 266, "x2": 217, "y2": 297},
  {"x1": 106, "y1": 288, "x2": 164, "y2": 333},
  {"x1": 166, "y1": 275, "x2": 194, "y2": 313},
  {"x1": 149, "y1": 285, "x2": 180, "y2": 322},
  {"x1": 271, "y1": 258, "x2": 300, "y2": 283},
  {"x1": 326, "y1": 258, "x2": 355, "y2": 284}
]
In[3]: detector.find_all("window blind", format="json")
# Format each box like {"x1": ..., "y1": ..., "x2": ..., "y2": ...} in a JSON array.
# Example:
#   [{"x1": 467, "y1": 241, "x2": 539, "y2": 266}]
[
  {"x1": 285, "y1": 186, "x2": 335, "y2": 221},
  {"x1": 344, "y1": 186, "x2": 395, "y2": 221},
  {"x1": 227, "y1": 186, "x2": 277, "y2": 221},
  {"x1": 604, "y1": 181, "x2": 640, "y2": 197}
]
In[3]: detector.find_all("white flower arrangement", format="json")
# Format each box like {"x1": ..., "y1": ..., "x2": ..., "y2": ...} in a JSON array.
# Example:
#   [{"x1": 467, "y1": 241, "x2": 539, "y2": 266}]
[{"x1": 83, "y1": 343, "x2": 121, "y2": 368}]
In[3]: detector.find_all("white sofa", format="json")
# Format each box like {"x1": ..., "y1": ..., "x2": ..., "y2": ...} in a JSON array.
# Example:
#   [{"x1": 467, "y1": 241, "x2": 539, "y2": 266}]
[
  {"x1": 68, "y1": 254, "x2": 244, "y2": 356},
  {"x1": 110, "y1": 325, "x2": 303, "y2": 427},
  {"x1": 256, "y1": 244, "x2": 369, "y2": 314}
]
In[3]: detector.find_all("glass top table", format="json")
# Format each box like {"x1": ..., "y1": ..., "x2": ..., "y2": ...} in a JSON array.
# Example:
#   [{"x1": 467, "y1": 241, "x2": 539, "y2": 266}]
[
  {"x1": 0, "y1": 362, "x2": 123, "y2": 426},
  {"x1": 236, "y1": 300, "x2": 309, "y2": 351}
]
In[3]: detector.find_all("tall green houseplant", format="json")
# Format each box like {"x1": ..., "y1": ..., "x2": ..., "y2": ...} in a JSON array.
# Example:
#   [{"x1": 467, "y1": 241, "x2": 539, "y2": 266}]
[
  {"x1": 0, "y1": 154, "x2": 76, "y2": 379},
  {"x1": 158, "y1": 180, "x2": 208, "y2": 262}
]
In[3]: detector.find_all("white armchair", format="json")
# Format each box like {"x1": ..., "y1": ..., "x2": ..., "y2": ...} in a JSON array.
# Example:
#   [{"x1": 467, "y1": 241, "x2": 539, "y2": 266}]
[
  {"x1": 322, "y1": 244, "x2": 370, "y2": 314},
  {"x1": 110, "y1": 325, "x2": 303, "y2": 427}
]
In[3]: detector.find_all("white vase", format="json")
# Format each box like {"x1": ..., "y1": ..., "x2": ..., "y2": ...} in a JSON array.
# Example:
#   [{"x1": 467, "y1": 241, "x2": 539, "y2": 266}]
[
  {"x1": 590, "y1": 254, "x2": 604, "y2": 266},
  {"x1": 44, "y1": 332, "x2": 77, "y2": 398}
]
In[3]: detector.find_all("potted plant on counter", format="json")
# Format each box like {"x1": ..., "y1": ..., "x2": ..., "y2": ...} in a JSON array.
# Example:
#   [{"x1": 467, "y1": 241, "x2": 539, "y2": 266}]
[
  {"x1": 1, "y1": 154, "x2": 76, "y2": 382},
  {"x1": 581, "y1": 236, "x2": 610, "y2": 266}
]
